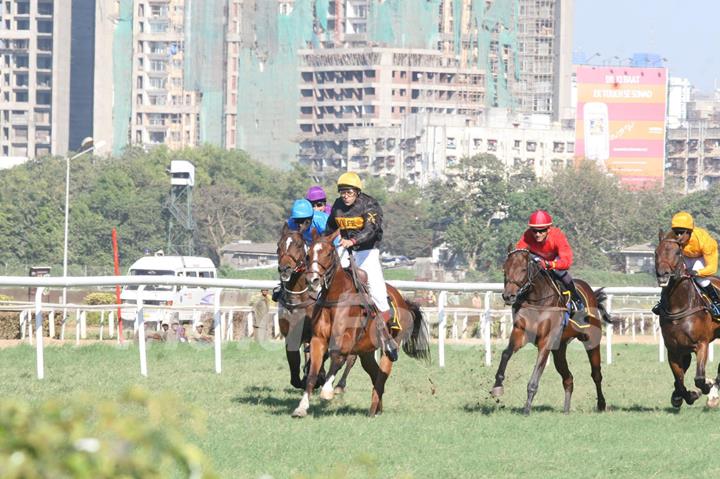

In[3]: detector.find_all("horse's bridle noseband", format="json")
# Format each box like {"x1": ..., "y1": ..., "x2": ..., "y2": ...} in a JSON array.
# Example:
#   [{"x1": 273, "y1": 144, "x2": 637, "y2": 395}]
[
  {"x1": 656, "y1": 238, "x2": 687, "y2": 281},
  {"x1": 308, "y1": 239, "x2": 339, "y2": 293},
  {"x1": 506, "y1": 249, "x2": 541, "y2": 299}
]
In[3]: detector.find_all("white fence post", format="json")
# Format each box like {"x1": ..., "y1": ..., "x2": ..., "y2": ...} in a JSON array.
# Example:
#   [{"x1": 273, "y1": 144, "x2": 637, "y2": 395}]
[
  {"x1": 214, "y1": 288, "x2": 223, "y2": 374},
  {"x1": 35, "y1": 287, "x2": 45, "y2": 380},
  {"x1": 80, "y1": 310, "x2": 87, "y2": 339},
  {"x1": 437, "y1": 290, "x2": 447, "y2": 368},
  {"x1": 136, "y1": 285, "x2": 148, "y2": 377},
  {"x1": 108, "y1": 310, "x2": 115, "y2": 339},
  {"x1": 605, "y1": 294, "x2": 613, "y2": 365},
  {"x1": 48, "y1": 310, "x2": 55, "y2": 339},
  {"x1": 484, "y1": 291, "x2": 492, "y2": 366},
  {"x1": 657, "y1": 316, "x2": 665, "y2": 362}
]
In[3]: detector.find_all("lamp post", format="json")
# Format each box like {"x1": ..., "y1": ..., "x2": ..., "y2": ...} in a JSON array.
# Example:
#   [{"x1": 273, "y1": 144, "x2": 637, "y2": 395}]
[{"x1": 61, "y1": 137, "x2": 103, "y2": 313}]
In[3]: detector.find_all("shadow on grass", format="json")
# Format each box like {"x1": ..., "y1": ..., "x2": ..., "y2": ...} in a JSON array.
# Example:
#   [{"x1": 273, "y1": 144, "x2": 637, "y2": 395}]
[
  {"x1": 231, "y1": 385, "x2": 369, "y2": 417},
  {"x1": 461, "y1": 401, "x2": 556, "y2": 415}
]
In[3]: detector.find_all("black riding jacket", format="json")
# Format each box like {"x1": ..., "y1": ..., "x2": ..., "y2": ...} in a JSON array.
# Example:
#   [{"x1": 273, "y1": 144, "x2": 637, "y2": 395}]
[{"x1": 326, "y1": 192, "x2": 383, "y2": 251}]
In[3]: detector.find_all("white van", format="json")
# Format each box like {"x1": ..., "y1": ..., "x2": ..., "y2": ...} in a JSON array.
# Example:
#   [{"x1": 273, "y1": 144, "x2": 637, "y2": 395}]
[{"x1": 120, "y1": 253, "x2": 217, "y2": 325}]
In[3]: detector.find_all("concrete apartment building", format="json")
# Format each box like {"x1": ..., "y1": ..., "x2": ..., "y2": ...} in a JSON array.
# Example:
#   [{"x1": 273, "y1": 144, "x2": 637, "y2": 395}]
[
  {"x1": 0, "y1": 0, "x2": 68, "y2": 165},
  {"x1": 297, "y1": 47, "x2": 486, "y2": 175},
  {"x1": 345, "y1": 110, "x2": 575, "y2": 185},
  {"x1": 0, "y1": 0, "x2": 99, "y2": 167}
]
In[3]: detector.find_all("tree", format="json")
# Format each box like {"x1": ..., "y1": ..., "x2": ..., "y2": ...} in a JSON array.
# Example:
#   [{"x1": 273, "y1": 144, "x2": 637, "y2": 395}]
[{"x1": 382, "y1": 185, "x2": 432, "y2": 257}]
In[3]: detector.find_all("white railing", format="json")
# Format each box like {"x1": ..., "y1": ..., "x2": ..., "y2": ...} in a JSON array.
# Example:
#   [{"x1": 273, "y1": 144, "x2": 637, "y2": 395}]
[{"x1": 0, "y1": 276, "x2": 679, "y2": 379}]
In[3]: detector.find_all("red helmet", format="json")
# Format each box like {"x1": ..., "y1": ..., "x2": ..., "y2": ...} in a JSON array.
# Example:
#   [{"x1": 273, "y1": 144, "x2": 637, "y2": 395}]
[{"x1": 528, "y1": 210, "x2": 553, "y2": 228}]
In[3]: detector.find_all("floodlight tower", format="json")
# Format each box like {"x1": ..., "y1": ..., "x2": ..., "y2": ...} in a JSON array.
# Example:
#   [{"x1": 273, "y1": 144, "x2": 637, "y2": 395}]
[{"x1": 165, "y1": 160, "x2": 196, "y2": 255}]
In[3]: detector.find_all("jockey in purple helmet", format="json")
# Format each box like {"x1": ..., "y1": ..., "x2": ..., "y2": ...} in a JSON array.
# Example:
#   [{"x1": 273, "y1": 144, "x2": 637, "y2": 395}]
[{"x1": 306, "y1": 185, "x2": 333, "y2": 215}]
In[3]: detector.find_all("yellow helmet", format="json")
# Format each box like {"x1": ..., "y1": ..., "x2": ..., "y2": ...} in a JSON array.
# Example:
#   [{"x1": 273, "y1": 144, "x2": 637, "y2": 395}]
[
  {"x1": 671, "y1": 211, "x2": 694, "y2": 230},
  {"x1": 337, "y1": 172, "x2": 363, "y2": 190}
]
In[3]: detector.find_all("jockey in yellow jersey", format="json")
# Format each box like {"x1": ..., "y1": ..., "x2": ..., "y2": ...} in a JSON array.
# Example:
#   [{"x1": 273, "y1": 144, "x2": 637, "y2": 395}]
[
  {"x1": 325, "y1": 172, "x2": 399, "y2": 361},
  {"x1": 653, "y1": 211, "x2": 720, "y2": 317}
]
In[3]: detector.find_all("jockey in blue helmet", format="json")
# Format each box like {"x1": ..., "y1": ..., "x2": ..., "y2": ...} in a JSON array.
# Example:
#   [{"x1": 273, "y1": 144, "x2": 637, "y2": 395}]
[{"x1": 287, "y1": 199, "x2": 329, "y2": 246}]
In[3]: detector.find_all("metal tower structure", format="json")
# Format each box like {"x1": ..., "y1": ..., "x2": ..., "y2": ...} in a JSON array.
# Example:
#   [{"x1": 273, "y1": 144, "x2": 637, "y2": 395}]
[{"x1": 164, "y1": 160, "x2": 197, "y2": 255}]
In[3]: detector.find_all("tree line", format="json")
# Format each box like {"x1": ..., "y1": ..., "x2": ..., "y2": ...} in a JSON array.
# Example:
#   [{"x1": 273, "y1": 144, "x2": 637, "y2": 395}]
[{"x1": 1, "y1": 146, "x2": 717, "y2": 278}]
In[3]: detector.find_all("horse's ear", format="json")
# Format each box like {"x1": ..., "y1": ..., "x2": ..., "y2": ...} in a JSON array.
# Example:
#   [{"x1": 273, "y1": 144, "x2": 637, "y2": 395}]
[
  {"x1": 658, "y1": 228, "x2": 663, "y2": 243},
  {"x1": 281, "y1": 222, "x2": 291, "y2": 236},
  {"x1": 311, "y1": 228, "x2": 319, "y2": 241},
  {"x1": 507, "y1": 243, "x2": 513, "y2": 253}
]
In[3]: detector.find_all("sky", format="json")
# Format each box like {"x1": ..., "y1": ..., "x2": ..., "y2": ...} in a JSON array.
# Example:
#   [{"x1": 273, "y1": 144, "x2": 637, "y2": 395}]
[{"x1": 574, "y1": 0, "x2": 719, "y2": 93}]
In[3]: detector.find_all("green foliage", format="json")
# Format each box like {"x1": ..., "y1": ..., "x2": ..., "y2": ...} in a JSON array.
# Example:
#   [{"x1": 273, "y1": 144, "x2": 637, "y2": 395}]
[
  {"x1": 382, "y1": 184, "x2": 433, "y2": 257},
  {"x1": 219, "y1": 266, "x2": 277, "y2": 280},
  {"x1": 0, "y1": 386, "x2": 216, "y2": 478},
  {"x1": 0, "y1": 294, "x2": 12, "y2": 302},
  {"x1": 83, "y1": 292, "x2": 117, "y2": 305}
]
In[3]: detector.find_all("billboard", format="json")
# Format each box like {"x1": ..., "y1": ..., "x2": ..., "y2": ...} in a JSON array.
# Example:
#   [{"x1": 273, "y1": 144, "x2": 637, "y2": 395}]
[{"x1": 575, "y1": 66, "x2": 667, "y2": 188}]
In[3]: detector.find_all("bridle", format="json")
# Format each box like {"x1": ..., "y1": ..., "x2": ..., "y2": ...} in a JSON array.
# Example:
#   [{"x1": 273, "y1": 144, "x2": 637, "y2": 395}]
[
  {"x1": 655, "y1": 238, "x2": 687, "y2": 282},
  {"x1": 277, "y1": 234, "x2": 311, "y2": 310},
  {"x1": 505, "y1": 249, "x2": 561, "y2": 305},
  {"x1": 307, "y1": 238, "x2": 339, "y2": 293}
]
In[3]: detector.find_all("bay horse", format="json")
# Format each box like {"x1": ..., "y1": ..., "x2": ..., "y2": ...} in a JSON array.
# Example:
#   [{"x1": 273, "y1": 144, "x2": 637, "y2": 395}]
[
  {"x1": 491, "y1": 247, "x2": 614, "y2": 414},
  {"x1": 291, "y1": 230, "x2": 431, "y2": 418},
  {"x1": 654, "y1": 230, "x2": 720, "y2": 408},
  {"x1": 276, "y1": 224, "x2": 356, "y2": 392}
]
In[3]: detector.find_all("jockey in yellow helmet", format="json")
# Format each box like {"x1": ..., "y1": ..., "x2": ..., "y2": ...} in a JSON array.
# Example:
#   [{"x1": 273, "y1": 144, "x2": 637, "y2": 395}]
[{"x1": 654, "y1": 211, "x2": 720, "y2": 316}]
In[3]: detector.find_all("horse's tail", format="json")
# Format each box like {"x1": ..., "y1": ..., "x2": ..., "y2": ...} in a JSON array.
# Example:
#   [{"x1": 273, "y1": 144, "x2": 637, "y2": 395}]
[
  {"x1": 402, "y1": 299, "x2": 431, "y2": 363},
  {"x1": 593, "y1": 288, "x2": 616, "y2": 324}
]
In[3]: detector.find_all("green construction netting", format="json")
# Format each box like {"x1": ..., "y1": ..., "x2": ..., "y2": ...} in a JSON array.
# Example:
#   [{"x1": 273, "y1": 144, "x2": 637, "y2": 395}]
[
  {"x1": 185, "y1": 0, "x2": 225, "y2": 146},
  {"x1": 367, "y1": 0, "x2": 441, "y2": 48},
  {"x1": 111, "y1": 0, "x2": 133, "y2": 155}
]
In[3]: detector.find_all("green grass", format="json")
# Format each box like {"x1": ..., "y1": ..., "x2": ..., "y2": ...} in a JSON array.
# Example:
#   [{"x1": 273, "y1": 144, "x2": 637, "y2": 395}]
[{"x1": 3, "y1": 341, "x2": 720, "y2": 478}]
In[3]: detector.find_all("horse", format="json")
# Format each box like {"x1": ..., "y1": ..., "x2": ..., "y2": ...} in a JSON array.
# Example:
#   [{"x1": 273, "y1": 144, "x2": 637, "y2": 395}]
[
  {"x1": 491, "y1": 247, "x2": 614, "y2": 414},
  {"x1": 291, "y1": 230, "x2": 431, "y2": 418},
  {"x1": 654, "y1": 230, "x2": 720, "y2": 408},
  {"x1": 276, "y1": 224, "x2": 356, "y2": 392}
]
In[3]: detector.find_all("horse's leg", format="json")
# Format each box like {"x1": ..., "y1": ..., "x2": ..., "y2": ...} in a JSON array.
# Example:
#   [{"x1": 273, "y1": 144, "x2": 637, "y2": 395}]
[
  {"x1": 523, "y1": 343, "x2": 552, "y2": 415},
  {"x1": 709, "y1": 358, "x2": 720, "y2": 408},
  {"x1": 551, "y1": 342, "x2": 574, "y2": 414},
  {"x1": 491, "y1": 326, "x2": 527, "y2": 398},
  {"x1": 681, "y1": 352, "x2": 700, "y2": 405},
  {"x1": 334, "y1": 353, "x2": 357, "y2": 395},
  {"x1": 667, "y1": 351, "x2": 695, "y2": 408},
  {"x1": 292, "y1": 335, "x2": 327, "y2": 418},
  {"x1": 694, "y1": 341, "x2": 712, "y2": 395},
  {"x1": 358, "y1": 351, "x2": 386, "y2": 417},
  {"x1": 584, "y1": 345, "x2": 606, "y2": 411},
  {"x1": 319, "y1": 352, "x2": 346, "y2": 401},
  {"x1": 286, "y1": 345, "x2": 303, "y2": 389},
  {"x1": 369, "y1": 354, "x2": 393, "y2": 417}
]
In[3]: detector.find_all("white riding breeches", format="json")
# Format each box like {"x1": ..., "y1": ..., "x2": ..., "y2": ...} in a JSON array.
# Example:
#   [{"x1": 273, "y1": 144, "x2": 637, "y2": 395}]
[
  {"x1": 685, "y1": 257, "x2": 711, "y2": 287},
  {"x1": 337, "y1": 247, "x2": 389, "y2": 312}
]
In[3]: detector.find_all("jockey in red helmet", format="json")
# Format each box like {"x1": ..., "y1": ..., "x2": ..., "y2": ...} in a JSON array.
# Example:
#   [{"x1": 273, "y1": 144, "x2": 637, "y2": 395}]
[{"x1": 516, "y1": 210, "x2": 586, "y2": 318}]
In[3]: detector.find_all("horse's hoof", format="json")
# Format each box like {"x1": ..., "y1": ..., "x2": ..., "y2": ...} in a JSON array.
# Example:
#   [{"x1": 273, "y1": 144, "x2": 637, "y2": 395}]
[
  {"x1": 291, "y1": 407, "x2": 308, "y2": 418},
  {"x1": 696, "y1": 378, "x2": 712, "y2": 395},
  {"x1": 290, "y1": 378, "x2": 304, "y2": 390},
  {"x1": 597, "y1": 401, "x2": 606, "y2": 412},
  {"x1": 707, "y1": 396, "x2": 720, "y2": 408},
  {"x1": 319, "y1": 389, "x2": 334, "y2": 401},
  {"x1": 522, "y1": 407, "x2": 531, "y2": 416},
  {"x1": 333, "y1": 386, "x2": 345, "y2": 395},
  {"x1": 490, "y1": 386, "x2": 504, "y2": 398},
  {"x1": 686, "y1": 391, "x2": 700, "y2": 405},
  {"x1": 671, "y1": 393, "x2": 683, "y2": 408}
]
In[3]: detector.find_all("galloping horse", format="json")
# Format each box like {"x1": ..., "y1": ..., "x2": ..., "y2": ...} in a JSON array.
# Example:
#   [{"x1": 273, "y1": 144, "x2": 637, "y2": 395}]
[
  {"x1": 654, "y1": 230, "x2": 720, "y2": 408},
  {"x1": 276, "y1": 224, "x2": 356, "y2": 391},
  {"x1": 491, "y1": 247, "x2": 614, "y2": 414},
  {"x1": 291, "y1": 230, "x2": 431, "y2": 418}
]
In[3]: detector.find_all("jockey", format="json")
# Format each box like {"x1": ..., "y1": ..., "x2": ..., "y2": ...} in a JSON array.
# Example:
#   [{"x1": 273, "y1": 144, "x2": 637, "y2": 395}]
[
  {"x1": 272, "y1": 199, "x2": 330, "y2": 303},
  {"x1": 287, "y1": 198, "x2": 329, "y2": 246},
  {"x1": 516, "y1": 210, "x2": 587, "y2": 319},
  {"x1": 326, "y1": 172, "x2": 399, "y2": 362},
  {"x1": 655, "y1": 211, "x2": 720, "y2": 316},
  {"x1": 306, "y1": 185, "x2": 333, "y2": 215}
]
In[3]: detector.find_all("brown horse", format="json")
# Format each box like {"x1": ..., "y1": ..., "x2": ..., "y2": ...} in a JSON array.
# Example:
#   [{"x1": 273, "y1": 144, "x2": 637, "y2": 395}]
[
  {"x1": 491, "y1": 247, "x2": 614, "y2": 414},
  {"x1": 654, "y1": 230, "x2": 720, "y2": 408},
  {"x1": 276, "y1": 224, "x2": 356, "y2": 392},
  {"x1": 291, "y1": 230, "x2": 430, "y2": 418}
]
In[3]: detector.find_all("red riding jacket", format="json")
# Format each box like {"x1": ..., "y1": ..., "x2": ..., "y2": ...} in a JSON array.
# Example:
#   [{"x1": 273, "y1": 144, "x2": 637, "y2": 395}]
[{"x1": 516, "y1": 227, "x2": 574, "y2": 270}]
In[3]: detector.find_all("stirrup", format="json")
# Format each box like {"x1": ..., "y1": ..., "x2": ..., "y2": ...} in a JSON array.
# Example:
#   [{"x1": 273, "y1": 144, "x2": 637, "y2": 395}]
[{"x1": 383, "y1": 338, "x2": 399, "y2": 362}]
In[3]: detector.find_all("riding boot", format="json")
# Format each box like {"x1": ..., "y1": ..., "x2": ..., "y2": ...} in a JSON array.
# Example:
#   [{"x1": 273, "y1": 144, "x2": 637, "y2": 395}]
[
  {"x1": 379, "y1": 310, "x2": 399, "y2": 362},
  {"x1": 565, "y1": 281, "x2": 586, "y2": 321},
  {"x1": 701, "y1": 284, "x2": 720, "y2": 317}
]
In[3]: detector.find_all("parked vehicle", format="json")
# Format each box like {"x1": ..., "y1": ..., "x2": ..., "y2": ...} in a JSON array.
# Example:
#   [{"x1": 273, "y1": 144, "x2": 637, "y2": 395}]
[{"x1": 120, "y1": 253, "x2": 217, "y2": 325}]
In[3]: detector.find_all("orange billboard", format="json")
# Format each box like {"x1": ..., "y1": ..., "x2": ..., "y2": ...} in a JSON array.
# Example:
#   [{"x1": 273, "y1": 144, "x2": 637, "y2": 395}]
[{"x1": 575, "y1": 66, "x2": 667, "y2": 188}]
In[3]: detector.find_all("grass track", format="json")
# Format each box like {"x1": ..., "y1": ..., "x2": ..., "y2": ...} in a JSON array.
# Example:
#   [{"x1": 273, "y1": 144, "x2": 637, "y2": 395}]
[{"x1": 3, "y1": 341, "x2": 720, "y2": 478}]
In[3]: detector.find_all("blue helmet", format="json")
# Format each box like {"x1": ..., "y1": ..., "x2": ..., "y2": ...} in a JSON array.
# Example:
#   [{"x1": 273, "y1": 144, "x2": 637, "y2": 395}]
[{"x1": 291, "y1": 199, "x2": 313, "y2": 219}]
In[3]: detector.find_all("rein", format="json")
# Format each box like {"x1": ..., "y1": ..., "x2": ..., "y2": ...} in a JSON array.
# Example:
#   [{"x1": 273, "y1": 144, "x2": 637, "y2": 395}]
[
  {"x1": 506, "y1": 249, "x2": 563, "y2": 306},
  {"x1": 656, "y1": 238, "x2": 709, "y2": 321},
  {"x1": 277, "y1": 234, "x2": 312, "y2": 311}
]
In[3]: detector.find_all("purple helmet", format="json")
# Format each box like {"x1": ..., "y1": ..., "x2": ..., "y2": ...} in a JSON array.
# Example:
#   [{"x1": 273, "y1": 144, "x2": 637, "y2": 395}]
[{"x1": 305, "y1": 185, "x2": 327, "y2": 202}]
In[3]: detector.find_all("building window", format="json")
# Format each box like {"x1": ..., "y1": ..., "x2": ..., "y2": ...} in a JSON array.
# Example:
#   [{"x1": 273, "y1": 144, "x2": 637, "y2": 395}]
[
  {"x1": 513, "y1": 139, "x2": 521, "y2": 150},
  {"x1": 567, "y1": 142, "x2": 575, "y2": 153},
  {"x1": 526, "y1": 141, "x2": 537, "y2": 152},
  {"x1": 487, "y1": 139, "x2": 497, "y2": 152},
  {"x1": 447, "y1": 137, "x2": 456, "y2": 149}
]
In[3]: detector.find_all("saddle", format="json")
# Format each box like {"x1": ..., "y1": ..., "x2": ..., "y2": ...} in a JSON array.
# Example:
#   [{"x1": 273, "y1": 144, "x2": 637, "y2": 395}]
[{"x1": 346, "y1": 256, "x2": 399, "y2": 330}]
